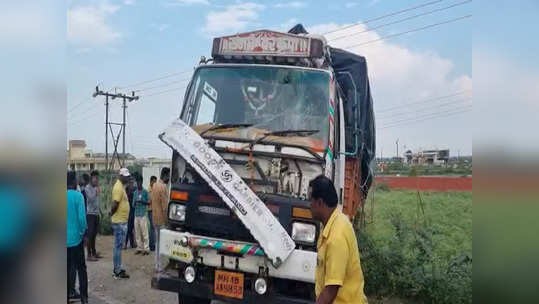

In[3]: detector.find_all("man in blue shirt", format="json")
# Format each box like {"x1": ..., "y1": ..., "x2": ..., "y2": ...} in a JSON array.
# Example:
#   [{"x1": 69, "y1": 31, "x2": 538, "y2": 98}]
[{"x1": 67, "y1": 171, "x2": 88, "y2": 304}]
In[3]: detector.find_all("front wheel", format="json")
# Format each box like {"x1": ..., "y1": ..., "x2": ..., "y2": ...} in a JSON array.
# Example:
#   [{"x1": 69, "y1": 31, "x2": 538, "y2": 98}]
[{"x1": 178, "y1": 294, "x2": 211, "y2": 304}]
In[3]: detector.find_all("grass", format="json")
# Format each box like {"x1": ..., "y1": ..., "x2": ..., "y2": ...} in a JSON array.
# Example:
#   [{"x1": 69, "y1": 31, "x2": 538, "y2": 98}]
[
  {"x1": 357, "y1": 189, "x2": 472, "y2": 303},
  {"x1": 364, "y1": 190, "x2": 472, "y2": 261}
]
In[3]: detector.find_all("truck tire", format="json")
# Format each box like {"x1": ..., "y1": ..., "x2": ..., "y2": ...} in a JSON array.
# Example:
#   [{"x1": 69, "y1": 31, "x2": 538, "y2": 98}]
[{"x1": 178, "y1": 294, "x2": 211, "y2": 304}]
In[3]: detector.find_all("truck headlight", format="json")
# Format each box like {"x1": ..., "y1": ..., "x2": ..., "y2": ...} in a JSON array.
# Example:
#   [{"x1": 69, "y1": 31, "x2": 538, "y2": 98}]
[
  {"x1": 169, "y1": 203, "x2": 186, "y2": 222},
  {"x1": 291, "y1": 222, "x2": 316, "y2": 243}
]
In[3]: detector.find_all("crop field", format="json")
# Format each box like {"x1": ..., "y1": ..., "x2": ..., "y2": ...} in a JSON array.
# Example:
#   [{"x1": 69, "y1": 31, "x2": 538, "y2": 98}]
[{"x1": 357, "y1": 187, "x2": 472, "y2": 303}]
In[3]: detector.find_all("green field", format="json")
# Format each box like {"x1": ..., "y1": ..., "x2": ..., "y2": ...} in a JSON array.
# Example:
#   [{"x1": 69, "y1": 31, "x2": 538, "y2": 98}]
[{"x1": 357, "y1": 188, "x2": 472, "y2": 303}]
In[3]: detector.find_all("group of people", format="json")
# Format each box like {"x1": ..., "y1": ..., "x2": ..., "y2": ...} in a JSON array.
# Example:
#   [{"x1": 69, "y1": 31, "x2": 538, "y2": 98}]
[
  {"x1": 66, "y1": 166, "x2": 171, "y2": 303},
  {"x1": 68, "y1": 165, "x2": 367, "y2": 304}
]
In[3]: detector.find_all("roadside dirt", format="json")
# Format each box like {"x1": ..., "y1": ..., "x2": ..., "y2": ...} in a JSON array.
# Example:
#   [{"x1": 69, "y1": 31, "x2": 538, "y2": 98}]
[
  {"x1": 84, "y1": 236, "x2": 405, "y2": 304},
  {"x1": 86, "y1": 235, "x2": 176, "y2": 304}
]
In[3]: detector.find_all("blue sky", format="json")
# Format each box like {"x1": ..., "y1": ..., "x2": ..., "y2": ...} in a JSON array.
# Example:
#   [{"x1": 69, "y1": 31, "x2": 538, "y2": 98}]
[{"x1": 67, "y1": 0, "x2": 473, "y2": 158}]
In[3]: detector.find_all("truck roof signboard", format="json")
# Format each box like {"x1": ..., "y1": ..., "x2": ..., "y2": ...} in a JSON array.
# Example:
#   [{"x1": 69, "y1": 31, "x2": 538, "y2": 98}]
[{"x1": 212, "y1": 30, "x2": 323, "y2": 59}]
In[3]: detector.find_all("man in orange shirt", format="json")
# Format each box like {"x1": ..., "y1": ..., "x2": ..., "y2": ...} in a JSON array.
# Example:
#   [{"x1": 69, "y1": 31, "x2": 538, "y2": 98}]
[{"x1": 150, "y1": 167, "x2": 170, "y2": 274}]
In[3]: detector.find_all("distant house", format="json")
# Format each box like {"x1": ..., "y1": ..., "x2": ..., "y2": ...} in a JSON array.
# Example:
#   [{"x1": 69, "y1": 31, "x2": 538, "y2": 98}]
[
  {"x1": 406, "y1": 149, "x2": 449, "y2": 165},
  {"x1": 67, "y1": 140, "x2": 136, "y2": 171}
]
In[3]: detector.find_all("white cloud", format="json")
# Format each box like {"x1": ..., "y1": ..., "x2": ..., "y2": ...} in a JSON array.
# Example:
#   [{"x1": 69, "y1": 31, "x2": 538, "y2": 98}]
[
  {"x1": 123, "y1": 0, "x2": 135, "y2": 5},
  {"x1": 67, "y1": 3, "x2": 121, "y2": 47},
  {"x1": 274, "y1": 2, "x2": 306, "y2": 8},
  {"x1": 202, "y1": 2, "x2": 265, "y2": 35},
  {"x1": 308, "y1": 22, "x2": 472, "y2": 154},
  {"x1": 165, "y1": 0, "x2": 209, "y2": 6},
  {"x1": 345, "y1": 2, "x2": 358, "y2": 8}
]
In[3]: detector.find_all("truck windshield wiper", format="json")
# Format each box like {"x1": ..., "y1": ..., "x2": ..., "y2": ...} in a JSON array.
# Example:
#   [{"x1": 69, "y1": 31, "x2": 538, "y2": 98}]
[
  {"x1": 200, "y1": 123, "x2": 253, "y2": 136},
  {"x1": 264, "y1": 129, "x2": 319, "y2": 137},
  {"x1": 251, "y1": 129, "x2": 319, "y2": 146}
]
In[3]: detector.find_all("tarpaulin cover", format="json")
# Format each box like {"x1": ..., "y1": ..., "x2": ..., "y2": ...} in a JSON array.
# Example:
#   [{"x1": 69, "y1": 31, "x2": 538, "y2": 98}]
[
  {"x1": 329, "y1": 47, "x2": 376, "y2": 196},
  {"x1": 288, "y1": 24, "x2": 376, "y2": 195}
]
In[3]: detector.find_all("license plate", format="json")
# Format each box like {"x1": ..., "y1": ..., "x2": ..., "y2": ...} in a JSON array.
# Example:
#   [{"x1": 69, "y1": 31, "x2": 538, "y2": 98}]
[{"x1": 214, "y1": 270, "x2": 244, "y2": 299}]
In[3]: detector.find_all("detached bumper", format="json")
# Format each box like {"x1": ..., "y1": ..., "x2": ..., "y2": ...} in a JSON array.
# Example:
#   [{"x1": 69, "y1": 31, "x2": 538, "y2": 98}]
[
  {"x1": 159, "y1": 229, "x2": 316, "y2": 283},
  {"x1": 151, "y1": 273, "x2": 314, "y2": 304}
]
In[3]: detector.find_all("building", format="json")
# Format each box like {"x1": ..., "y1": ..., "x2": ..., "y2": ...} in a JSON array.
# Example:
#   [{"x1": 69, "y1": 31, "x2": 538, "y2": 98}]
[
  {"x1": 67, "y1": 140, "x2": 136, "y2": 171},
  {"x1": 405, "y1": 149, "x2": 450, "y2": 165}
]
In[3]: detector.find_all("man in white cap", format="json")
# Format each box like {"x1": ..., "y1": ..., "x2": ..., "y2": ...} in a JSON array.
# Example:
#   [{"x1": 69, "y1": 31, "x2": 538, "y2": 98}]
[{"x1": 110, "y1": 168, "x2": 131, "y2": 279}]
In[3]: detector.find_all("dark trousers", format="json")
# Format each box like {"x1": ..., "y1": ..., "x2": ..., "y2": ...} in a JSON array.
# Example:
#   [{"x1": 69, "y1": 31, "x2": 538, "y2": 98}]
[
  {"x1": 148, "y1": 210, "x2": 155, "y2": 251},
  {"x1": 125, "y1": 208, "x2": 136, "y2": 248},
  {"x1": 86, "y1": 214, "x2": 99, "y2": 256},
  {"x1": 67, "y1": 241, "x2": 88, "y2": 299}
]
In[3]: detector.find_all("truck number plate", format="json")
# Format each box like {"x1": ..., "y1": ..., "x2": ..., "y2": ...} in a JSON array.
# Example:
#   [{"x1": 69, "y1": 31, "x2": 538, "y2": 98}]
[{"x1": 214, "y1": 270, "x2": 244, "y2": 299}]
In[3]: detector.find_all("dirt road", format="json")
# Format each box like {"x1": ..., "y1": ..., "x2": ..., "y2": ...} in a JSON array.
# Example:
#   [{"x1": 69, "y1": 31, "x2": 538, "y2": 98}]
[
  {"x1": 83, "y1": 236, "x2": 393, "y2": 304},
  {"x1": 85, "y1": 235, "x2": 177, "y2": 304},
  {"x1": 84, "y1": 236, "x2": 229, "y2": 304}
]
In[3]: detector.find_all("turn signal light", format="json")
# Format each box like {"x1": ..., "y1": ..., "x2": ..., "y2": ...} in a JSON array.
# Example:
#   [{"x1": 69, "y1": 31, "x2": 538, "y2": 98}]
[
  {"x1": 170, "y1": 190, "x2": 189, "y2": 201},
  {"x1": 292, "y1": 207, "x2": 312, "y2": 219}
]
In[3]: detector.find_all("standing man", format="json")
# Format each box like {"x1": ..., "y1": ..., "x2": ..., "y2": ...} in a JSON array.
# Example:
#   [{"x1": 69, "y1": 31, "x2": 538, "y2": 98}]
[
  {"x1": 124, "y1": 175, "x2": 137, "y2": 250},
  {"x1": 67, "y1": 171, "x2": 88, "y2": 304},
  {"x1": 147, "y1": 176, "x2": 157, "y2": 252},
  {"x1": 309, "y1": 175, "x2": 368, "y2": 304},
  {"x1": 111, "y1": 168, "x2": 131, "y2": 279},
  {"x1": 133, "y1": 174, "x2": 150, "y2": 255},
  {"x1": 85, "y1": 170, "x2": 101, "y2": 261},
  {"x1": 80, "y1": 173, "x2": 90, "y2": 210},
  {"x1": 150, "y1": 167, "x2": 170, "y2": 274}
]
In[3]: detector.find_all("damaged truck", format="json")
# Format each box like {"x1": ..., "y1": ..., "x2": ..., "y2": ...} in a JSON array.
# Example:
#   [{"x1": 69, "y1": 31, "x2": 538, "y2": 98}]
[{"x1": 151, "y1": 25, "x2": 375, "y2": 304}]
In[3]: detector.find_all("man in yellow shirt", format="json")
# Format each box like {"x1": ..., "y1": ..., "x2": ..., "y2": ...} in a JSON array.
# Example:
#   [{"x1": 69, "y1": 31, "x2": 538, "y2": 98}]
[
  {"x1": 309, "y1": 175, "x2": 368, "y2": 304},
  {"x1": 110, "y1": 168, "x2": 131, "y2": 279}
]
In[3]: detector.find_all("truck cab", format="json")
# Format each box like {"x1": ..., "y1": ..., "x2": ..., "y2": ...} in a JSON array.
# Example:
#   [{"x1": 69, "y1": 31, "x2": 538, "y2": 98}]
[{"x1": 151, "y1": 28, "x2": 375, "y2": 304}]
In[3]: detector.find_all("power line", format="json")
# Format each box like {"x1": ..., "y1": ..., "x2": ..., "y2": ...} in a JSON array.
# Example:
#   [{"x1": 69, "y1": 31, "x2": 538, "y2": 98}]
[
  {"x1": 379, "y1": 109, "x2": 471, "y2": 129},
  {"x1": 377, "y1": 91, "x2": 470, "y2": 113},
  {"x1": 68, "y1": 102, "x2": 101, "y2": 120},
  {"x1": 379, "y1": 107, "x2": 472, "y2": 129},
  {"x1": 141, "y1": 85, "x2": 189, "y2": 97},
  {"x1": 67, "y1": 110, "x2": 102, "y2": 126},
  {"x1": 116, "y1": 69, "x2": 192, "y2": 90},
  {"x1": 67, "y1": 99, "x2": 89, "y2": 114},
  {"x1": 322, "y1": 0, "x2": 448, "y2": 35},
  {"x1": 342, "y1": 14, "x2": 472, "y2": 49},
  {"x1": 327, "y1": 0, "x2": 472, "y2": 42},
  {"x1": 381, "y1": 104, "x2": 472, "y2": 124},
  {"x1": 134, "y1": 77, "x2": 191, "y2": 92},
  {"x1": 377, "y1": 98, "x2": 472, "y2": 119}
]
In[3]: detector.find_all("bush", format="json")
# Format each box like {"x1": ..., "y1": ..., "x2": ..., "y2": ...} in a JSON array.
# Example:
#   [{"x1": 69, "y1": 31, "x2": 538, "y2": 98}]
[
  {"x1": 357, "y1": 212, "x2": 472, "y2": 304},
  {"x1": 98, "y1": 177, "x2": 114, "y2": 235}
]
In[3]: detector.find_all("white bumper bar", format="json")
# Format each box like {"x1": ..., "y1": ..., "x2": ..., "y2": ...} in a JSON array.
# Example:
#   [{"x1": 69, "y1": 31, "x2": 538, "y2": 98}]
[{"x1": 159, "y1": 229, "x2": 316, "y2": 283}]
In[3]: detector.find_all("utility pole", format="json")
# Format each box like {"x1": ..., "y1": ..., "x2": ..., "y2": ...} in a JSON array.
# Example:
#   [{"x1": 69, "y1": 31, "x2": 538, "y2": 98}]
[
  {"x1": 105, "y1": 95, "x2": 109, "y2": 171},
  {"x1": 122, "y1": 97, "x2": 126, "y2": 160},
  {"x1": 396, "y1": 139, "x2": 399, "y2": 159},
  {"x1": 93, "y1": 86, "x2": 139, "y2": 171}
]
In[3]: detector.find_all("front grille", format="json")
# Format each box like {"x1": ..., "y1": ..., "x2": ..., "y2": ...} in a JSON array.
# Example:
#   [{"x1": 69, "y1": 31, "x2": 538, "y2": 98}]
[
  {"x1": 186, "y1": 200, "x2": 256, "y2": 243},
  {"x1": 172, "y1": 185, "x2": 318, "y2": 250}
]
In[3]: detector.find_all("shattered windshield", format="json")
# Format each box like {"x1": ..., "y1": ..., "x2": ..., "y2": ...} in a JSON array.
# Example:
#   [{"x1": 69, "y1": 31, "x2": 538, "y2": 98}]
[{"x1": 185, "y1": 65, "x2": 330, "y2": 151}]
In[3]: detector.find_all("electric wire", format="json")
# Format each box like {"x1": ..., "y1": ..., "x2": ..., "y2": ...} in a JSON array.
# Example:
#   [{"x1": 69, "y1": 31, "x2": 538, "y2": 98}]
[
  {"x1": 341, "y1": 14, "x2": 471, "y2": 49},
  {"x1": 322, "y1": 0, "x2": 448, "y2": 34},
  {"x1": 327, "y1": 0, "x2": 472, "y2": 42}
]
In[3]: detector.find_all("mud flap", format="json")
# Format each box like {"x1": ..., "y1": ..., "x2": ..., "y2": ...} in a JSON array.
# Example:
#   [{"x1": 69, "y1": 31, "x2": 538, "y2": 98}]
[{"x1": 159, "y1": 119, "x2": 295, "y2": 267}]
